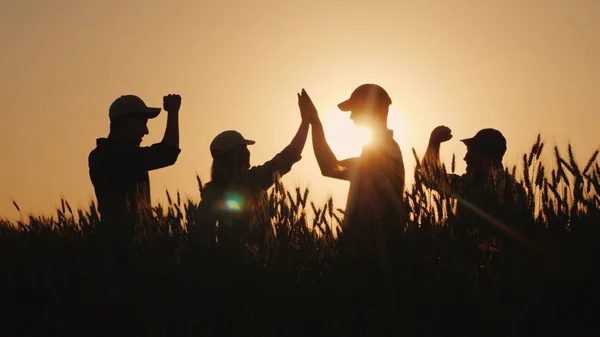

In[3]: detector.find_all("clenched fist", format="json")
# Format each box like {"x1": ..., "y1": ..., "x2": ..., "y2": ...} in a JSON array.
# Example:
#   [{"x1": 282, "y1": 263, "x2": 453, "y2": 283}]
[
  {"x1": 430, "y1": 125, "x2": 453, "y2": 144},
  {"x1": 163, "y1": 94, "x2": 181, "y2": 113}
]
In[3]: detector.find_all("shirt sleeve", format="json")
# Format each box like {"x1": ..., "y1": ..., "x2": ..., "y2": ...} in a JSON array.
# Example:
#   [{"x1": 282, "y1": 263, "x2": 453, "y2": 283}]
[
  {"x1": 244, "y1": 146, "x2": 303, "y2": 191},
  {"x1": 90, "y1": 141, "x2": 181, "y2": 176},
  {"x1": 133, "y1": 142, "x2": 181, "y2": 171}
]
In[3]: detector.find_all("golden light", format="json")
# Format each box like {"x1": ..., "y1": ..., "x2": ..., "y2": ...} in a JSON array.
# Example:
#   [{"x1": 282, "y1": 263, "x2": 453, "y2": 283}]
[
  {"x1": 386, "y1": 106, "x2": 410, "y2": 151},
  {"x1": 321, "y1": 107, "x2": 372, "y2": 159}
]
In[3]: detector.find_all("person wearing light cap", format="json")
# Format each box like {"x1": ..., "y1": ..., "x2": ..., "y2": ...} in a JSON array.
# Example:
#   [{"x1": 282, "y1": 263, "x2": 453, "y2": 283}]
[
  {"x1": 194, "y1": 93, "x2": 310, "y2": 246},
  {"x1": 297, "y1": 85, "x2": 406, "y2": 257},
  {"x1": 88, "y1": 94, "x2": 181, "y2": 227}
]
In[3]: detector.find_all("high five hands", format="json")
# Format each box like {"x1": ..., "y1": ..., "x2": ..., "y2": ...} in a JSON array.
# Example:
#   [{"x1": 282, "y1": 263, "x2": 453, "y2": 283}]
[{"x1": 297, "y1": 89, "x2": 318, "y2": 123}]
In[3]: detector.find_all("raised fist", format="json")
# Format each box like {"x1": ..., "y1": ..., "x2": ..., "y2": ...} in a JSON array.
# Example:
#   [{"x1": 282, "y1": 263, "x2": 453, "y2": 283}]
[
  {"x1": 430, "y1": 125, "x2": 453, "y2": 144},
  {"x1": 163, "y1": 94, "x2": 181, "y2": 113}
]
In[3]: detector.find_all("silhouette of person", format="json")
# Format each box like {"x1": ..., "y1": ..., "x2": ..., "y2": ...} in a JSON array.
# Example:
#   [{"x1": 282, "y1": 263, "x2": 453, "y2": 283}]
[
  {"x1": 196, "y1": 94, "x2": 310, "y2": 247},
  {"x1": 298, "y1": 85, "x2": 406, "y2": 257},
  {"x1": 88, "y1": 94, "x2": 181, "y2": 228},
  {"x1": 298, "y1": 85, "x2": 405, "y2": 332},
  {"x1": 422, "y1": 126, "x2": 508, "y2": 204},
  {"x1": 421, "y1": 126, "x2": 526, "y2": 242}
]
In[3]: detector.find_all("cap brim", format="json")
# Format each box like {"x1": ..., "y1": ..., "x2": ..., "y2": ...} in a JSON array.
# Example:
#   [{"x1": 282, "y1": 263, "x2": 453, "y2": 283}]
[
  {"x1": 244, "y1": 139, "x2": 256, "y2": 145},
  {"x1": 142, "y1": 107, "x2": 161, "y2": 119},
  {"x1": 460, "y1": 138, "x2": 477, "y2": 147},
  {"x1": 337, "y1": 99, "x2": 353, "y2": 112}
]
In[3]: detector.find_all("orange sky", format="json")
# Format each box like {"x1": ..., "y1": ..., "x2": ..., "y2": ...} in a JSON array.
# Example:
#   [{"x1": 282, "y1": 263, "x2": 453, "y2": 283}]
[{"x1": 1, "y1": 0, "x2": 599, "y2": 220}]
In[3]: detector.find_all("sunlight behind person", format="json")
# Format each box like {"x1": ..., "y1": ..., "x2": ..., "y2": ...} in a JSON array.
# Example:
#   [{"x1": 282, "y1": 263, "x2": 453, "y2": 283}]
[{"x1": 321, "y1": 107, "x2": 373, "y2": 159}]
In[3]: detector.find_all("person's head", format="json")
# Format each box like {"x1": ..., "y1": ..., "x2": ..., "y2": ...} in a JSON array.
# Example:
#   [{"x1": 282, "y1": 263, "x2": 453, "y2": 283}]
[
  {"x1": 209, "y1": 130, "x2": 256, "y2": 185},
  {"x1": 337, "y1": 84, "x2": 392, "y2": 129},
  {"x1": 108, "y1": 95, "x2": 161, "y2": 146},
  {"x1": 461, "y1": 128, "x2": 507, "y2": 175}
]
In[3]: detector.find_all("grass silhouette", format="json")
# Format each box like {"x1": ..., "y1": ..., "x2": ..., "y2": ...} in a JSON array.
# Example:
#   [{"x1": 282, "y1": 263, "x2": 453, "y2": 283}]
[{"x1": 1, "y1": 134, "x2": 598, "y2": 336}]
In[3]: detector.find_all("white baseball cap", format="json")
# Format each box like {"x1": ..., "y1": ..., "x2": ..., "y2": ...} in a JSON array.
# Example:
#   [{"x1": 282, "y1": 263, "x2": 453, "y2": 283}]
[{"x1": 109, "y1": 95, "x2": 161, "y2": 121}]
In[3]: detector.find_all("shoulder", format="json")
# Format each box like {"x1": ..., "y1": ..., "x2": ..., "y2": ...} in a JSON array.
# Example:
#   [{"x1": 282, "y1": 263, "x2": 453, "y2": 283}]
[
  {"x1": 200, "y1": 182, "x2": 226, "y2": 208},
  {"x1": 88, "y1": 139, "x2": 108, "y2": 167},
  {"x1": 88, "y1": 147, "x2": 98, "y2": 162},
  {"x1": 201, "y1": 181, "x2": 218, "y2": 198},
  {"x1": 449, "y1": 173, "x2": 467, "y2": 188}
]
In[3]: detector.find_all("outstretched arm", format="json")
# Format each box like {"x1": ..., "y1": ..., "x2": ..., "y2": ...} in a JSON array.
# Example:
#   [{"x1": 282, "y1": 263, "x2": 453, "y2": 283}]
[
  {"x1": 261, "y1": 117, "x2": 310, "y2": 179},
  {"x1": 311, "y1": 119, "x2": 357, "y2": 180},
  {"x1": 244, "y1": 103, "x2": 310, "y2": 191},
  {"x1": 282, "y1": 115, "x2": 310, "y2": 155},
  {"x1": 298, "y1": 89, "x2": 356, "y2": 181},
  {"x1": 269, "y1": 96, "x2": 313, "y2": 175}
]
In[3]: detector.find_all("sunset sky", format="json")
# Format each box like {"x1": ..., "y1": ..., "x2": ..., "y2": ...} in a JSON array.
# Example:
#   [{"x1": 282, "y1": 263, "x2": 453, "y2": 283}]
[{"x1": 1, "y1": 0, "x2": 599, "y2": 220}]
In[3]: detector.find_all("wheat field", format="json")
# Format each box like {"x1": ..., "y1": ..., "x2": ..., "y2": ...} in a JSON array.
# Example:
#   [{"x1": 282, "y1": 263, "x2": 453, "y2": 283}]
[{"x1": 1, "y1": 135, "x2": 598, "y2": 337}]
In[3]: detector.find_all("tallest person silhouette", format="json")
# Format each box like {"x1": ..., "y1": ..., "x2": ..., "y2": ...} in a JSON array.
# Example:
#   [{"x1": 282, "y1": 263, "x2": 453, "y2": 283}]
[{"x1": 298, "y1": 85, "x2": 405, "y2": 258}]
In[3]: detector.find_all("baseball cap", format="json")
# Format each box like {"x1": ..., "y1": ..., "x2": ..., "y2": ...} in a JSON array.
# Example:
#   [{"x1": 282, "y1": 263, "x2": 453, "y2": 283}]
[
  {"x1": 109, "y1": 95, "x2": 161, "y2": 121},
  {"x1": 210, "y1": 130, "x2": 255, "y2": 157},
  {"x1": 461, "y1": 128, "x2": 507, "y2": 156},
  {"x1": 337, "y1": 84, "x2": 392, "y2": 112}
]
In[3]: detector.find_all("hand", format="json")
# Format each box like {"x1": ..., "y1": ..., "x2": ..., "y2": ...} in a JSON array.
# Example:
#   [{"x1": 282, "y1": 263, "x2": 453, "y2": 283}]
[
  {"x1": 297, "y1": 89, "x2": 318, "y2": 123},
  {"x1": 430, "y1": 125, "x2": 453, "y2": 144},
  {"x1": 163, "y1": 94, "x2": 181, "y2": 113}
]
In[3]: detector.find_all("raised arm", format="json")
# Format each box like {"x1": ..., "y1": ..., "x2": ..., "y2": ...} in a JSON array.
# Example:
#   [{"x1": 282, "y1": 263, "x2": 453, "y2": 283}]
[
  {"x1": 420, "y1": 125, "x2": 454, "y2": 192},
  {"x1": 283, "y1": 95, "x2": 310, "y2": 155},
  {"x1": 244, "y1": 103, "x2": 311, "y2": 191},
  {"x1": 161, "y1": 94, "x2": 181, "y2": 149},
  {"x1": 264, "y1": 93, "x2": 314, "y2": 177},
  {"x1": 264, "y1": 117, "x2": 310, "y2": 178},
  {"x1": 298, "y1": 89, "x2": 356, "y2": 181}
]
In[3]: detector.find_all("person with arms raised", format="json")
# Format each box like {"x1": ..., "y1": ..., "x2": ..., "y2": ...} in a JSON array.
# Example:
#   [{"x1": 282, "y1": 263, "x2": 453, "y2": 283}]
[
  {"x1": 298, "y1": 85, "x2": 406, "y2": 256},
  {"x1": 194, "y1": 92, "x2": 310, "y2": 249},
  {"x1": 89, "y1": 94, "x2": 181, "y2": 240},
  {"x1": 298, "y1": 85, "x2": 406, "y2": 334},
  {"x1": 421, "y1": 126, "x2": 527, "y2": 247}
]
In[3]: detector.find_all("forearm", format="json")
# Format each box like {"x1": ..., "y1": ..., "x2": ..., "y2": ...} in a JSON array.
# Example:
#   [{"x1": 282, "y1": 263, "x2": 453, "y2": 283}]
[
  {"x1": 421, "y1": 140, "x2": 455, "y2": 193},
  {"x1": 162, "y1": 111, "x2": 180, "y2": 149},
  {"x1": 284, "y1": 120, "x2": 309, "y2": 154},
  {"x1": 254, "y1": 121, "x2": 309, "y2": 186},
  {"x1": 422, "y1": 140, "x2": 441, "y2": 168},
  {"x1": 420, "y1": 140, "x2": 443, "y2": 187},
  {"x1": 311, "y1": 119, "x2": 339, "y2": 172}
]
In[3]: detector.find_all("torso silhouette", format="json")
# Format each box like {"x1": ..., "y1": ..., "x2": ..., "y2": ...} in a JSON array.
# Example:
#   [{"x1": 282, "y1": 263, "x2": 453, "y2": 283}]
[
  {"x1": 342, "y1": 130, "x2": 406, "y2": 241},
  {"x1": 197, "y1": 147, "x2": 301, "y2": 244},
  {"x1": 88, "y1": 138, "x2": 180, "y2": 221}
]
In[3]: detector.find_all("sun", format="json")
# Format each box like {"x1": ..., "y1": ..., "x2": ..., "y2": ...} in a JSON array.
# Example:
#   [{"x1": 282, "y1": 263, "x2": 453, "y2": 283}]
[
  {"x1": 320, "y1": 106, "x2": 410, "y2": 159},
  {"x1": 321, "y1": 108, "x2": 372, "y2": 159}
]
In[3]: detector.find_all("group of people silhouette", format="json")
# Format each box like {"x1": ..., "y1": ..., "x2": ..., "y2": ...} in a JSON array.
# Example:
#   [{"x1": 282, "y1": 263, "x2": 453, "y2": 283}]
[{"x1": 88, "y1": 84, "x2": 514, "y2": 253}]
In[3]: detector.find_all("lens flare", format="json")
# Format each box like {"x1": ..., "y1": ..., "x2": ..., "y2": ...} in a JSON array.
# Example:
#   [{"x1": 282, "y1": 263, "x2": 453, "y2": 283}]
[{"x1": 223, "y1": 193, "x2": 244, "y2": 212}]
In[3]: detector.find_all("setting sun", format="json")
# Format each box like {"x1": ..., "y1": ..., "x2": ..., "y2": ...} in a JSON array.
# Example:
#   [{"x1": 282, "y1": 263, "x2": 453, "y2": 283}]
[
  {"x1": 320, "y1": 107, "x2": 373, "y2": 159},
  {"x1": 1, "y1": 0, "x2": 598, "y2": 334}
]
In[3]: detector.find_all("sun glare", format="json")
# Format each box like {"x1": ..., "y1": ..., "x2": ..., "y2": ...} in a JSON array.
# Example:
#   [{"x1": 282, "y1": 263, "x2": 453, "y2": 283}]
[
  {"x1": 320, "y1": 105, "x2": 412, "y2": 160},
  {"x1": 322, "y1": 108, "x2": 372, "y2": 159}
]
